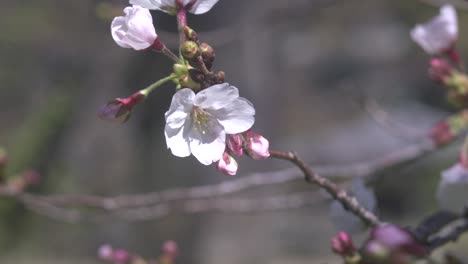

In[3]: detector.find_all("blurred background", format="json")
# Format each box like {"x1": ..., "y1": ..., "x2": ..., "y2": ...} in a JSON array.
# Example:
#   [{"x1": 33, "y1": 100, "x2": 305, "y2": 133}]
[{"x1": 1, "y1": 0, "x2": 468, "y2": 263}]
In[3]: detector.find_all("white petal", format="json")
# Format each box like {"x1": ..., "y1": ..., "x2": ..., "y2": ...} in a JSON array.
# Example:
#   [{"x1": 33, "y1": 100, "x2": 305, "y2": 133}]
[
  {"x1": 165, "y1": 125, "x2": 191, "y2": 157},
  {"x1": 131, "y1": 0, "x2": 176, "y2": 13},
  {"x1": 437, "y1": 164, "x2": 468, "y2": 213},
  {"x1": 111, "y1": 6, "x2": 157, "y2": 50},
  {"x1": 208, "y1": 97, "x2": 255, "y2": 134},
  {"x1": 188, "y1": 118, "x2": 226, "y2": 165},
  {"x1": 165, "y1": 88, "x2": 195, "y2": 129},
  {"x1": 194, "y1": 83, "x2": 239, "y2": 110},
  {"x1": 410, "y1": 4, "x2": 458, "y2": 54},
  {"x1": 189, "y1": 0, "x2": 220, "y2": 14}
]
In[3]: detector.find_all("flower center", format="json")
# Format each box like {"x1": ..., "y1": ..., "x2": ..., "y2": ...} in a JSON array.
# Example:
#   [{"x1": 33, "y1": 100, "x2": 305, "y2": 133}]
[{"x1": 192, "y1": 107, "x2": 214, "y2": 135}]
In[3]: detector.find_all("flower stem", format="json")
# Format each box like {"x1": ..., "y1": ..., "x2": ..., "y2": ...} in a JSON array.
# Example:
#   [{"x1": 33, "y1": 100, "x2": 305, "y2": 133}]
[
  {"x1": 161, "y1": 46, "x2": 181, "y2": 63},
  {"x1": 269, "y1": 149, "x2": 382, "y2": 227},
  {"x1": 177, "y1": 9, "x2": 187, "y2": 55},
  {"x1": 140, "y1": 75, "x2": 177, "y2": 97}
]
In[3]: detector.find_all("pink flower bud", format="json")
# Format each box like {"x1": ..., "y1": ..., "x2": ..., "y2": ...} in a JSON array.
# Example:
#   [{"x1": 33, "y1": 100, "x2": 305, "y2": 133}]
[
  {"x1": 163, "y1": 240, "x2": 178, "y2": 259},
  {"x1": 331, "y1": 231, "x2": 356, "y2": 257},
  {"x1": 98, "y1": 92, "x2": 145, "y2": 123},
  {"x1": 244, "y1": 131, "x2": 270, "y2": 160},
  {"x1": 429, "y1": 58, "x2": 453, "y2": 83},
  {"x1": 226, "y1": 134, "x2": 243, "y2": 157},
  {"x1": 217, "y1": 152, "x2": 238, "y2": 176},
  {"x1": 430, "y1": 121, "x2": 453, "y2": 146},
  {"x1": 98, "y1": 244, "x2": 114, "y2": 260}
]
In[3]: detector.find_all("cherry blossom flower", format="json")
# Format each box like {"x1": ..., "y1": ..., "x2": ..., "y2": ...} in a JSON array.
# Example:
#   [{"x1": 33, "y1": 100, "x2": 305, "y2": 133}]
[
  {"x1": 111, "y1": 6, "x2": 162, "y2": 51},
  {"x1": 130, "y1": 0, "x2": 220, "y2": 15},
  {"x1": 164, "y1": 83, "x2": 255, "y2": 165},
  {"x1": 410, "y1": 5, "x2": 458, "y2": 55}
]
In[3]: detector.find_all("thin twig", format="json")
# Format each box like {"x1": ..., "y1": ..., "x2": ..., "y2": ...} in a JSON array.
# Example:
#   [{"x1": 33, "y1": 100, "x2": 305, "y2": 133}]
[{"x1": 269, "y1": 150, "x2": 382, "y2": 227}]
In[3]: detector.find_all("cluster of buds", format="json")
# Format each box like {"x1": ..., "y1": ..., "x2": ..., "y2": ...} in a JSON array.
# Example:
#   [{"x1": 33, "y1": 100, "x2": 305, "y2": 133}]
[
  {"x1": 98, "y1": 241, "x2": 178, "y2": 264},
  {"x1": 174, "y1": 26, "x2": 225, "y2": 91},
  {"x1": 217, "y1": 131, "x2": 270, "y2": 176},
  {"x1": 332, "y1": 225, "x2": 427, "y2": 264},
  {"x1": 0, "y1": 148, "x2": 41, "y2": 193},
  {"x1": 411, "y1": 5, "x2": 468, "y2": 107}
]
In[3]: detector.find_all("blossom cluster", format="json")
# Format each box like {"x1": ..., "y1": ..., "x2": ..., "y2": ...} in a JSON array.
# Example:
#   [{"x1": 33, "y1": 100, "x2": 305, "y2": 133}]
[
  {"x1": 100, "y1": 0, "x2": 270, "y2": 175},
  {"x1": 98, "y1": 240, "x2": 178, "y2": 264}
]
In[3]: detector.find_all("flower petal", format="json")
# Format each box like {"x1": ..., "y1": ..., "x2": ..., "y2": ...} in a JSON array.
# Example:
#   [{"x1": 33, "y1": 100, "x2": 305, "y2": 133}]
[
  {"x1": 165, "y1": 125, "x2": 191, "y2": 157},
  {"x1": 437, "y1": 164, "x2": 468, "y2": 213},
  {"x1": 208, "y1": 97, "x2": 255, "y2": 134},
  {"x1": 130, "y1": 0, "x2": 176, "y2": 13},
  {"x1": 188, "y1": 118, "x2": 226, "y2": 165},
  {"x1": 189, "y1": 0, "x2": 220, "y2": 14},
  {"x1": 194, "y1": 83, "x2": 239, "y2": 110},
  {"x1": 165, "y1": 88, "x2": 195, "y2": 129}
]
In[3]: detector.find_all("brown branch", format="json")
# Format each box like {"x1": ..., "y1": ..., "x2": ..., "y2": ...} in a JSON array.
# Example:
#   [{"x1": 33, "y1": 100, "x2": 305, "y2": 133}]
[{"x1": 269, "y1": 150, "x2": 382, "y2": 227}]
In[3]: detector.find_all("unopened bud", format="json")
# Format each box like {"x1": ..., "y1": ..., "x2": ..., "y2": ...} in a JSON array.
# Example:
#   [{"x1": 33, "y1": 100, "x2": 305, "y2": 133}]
[
  {"x1": 183, "y1": 26, "x2": 198, "y2": 42},
  {"x1": 430, "y1": 121, "x2": 454, "y2": 146},
  {"x1": 331, "y1": 231, "x2": 356, "y2": 257},
  {"x1": 188, "y1": 68, "x2": 205, "y2": 84},
  {"x1": 244, "y1": 131, "x2": 270, "y2": 160},
  {"x1": 217, "y1": 152, "x2": 238, "y2": 176},
  {"x1": 227, "y1": 134, "x2": 243, "y2": 157},
  {"x1": 173, "y1": 64, "x2": 188, "y2": 76},
  {"x1": 213, "y1": 71, "x2": 225, "y2": 84},
  {"x1": 181, "y1": 41, "x2": 199, "y2": 59},
  {"x1": 429, "y1": 58, "x2": 453, "y2": 83},
  {"x1": 97, "y1": 91, "x2": 145, "y2": 123},
  {"x1": 200, "y1": 43, "x2": 215, "y2": 69},
  {"x1": 179, "y1": 74, "x2": 201, "y2": 90}
]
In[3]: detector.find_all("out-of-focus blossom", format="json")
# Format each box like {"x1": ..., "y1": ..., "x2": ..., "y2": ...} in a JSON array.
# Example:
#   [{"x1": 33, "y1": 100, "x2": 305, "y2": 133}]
[
  {"x1": 437, "y1": 163, "x2": 468, "y2": 213},
  {"x1": 164, "y1": 83, "x2": 255, "y2": 165},
  {"x1": 98, "y1": 92, "x2": 146, "y2": 123},
  {"x1": 329, "y1": 178, "x2": 377, "y2": 234},
  {"x1": 244, "y1": 130, "x2": 270, "y2": 160},
  {"x1": 111, "y1": 6, "x2": 162, "y2": 51},
  {"x1": 363, "y1": 224, "x2": 427, "y2": 263},
  {"x1": 411, "y1": 5, "x2": 457, "y2": 55},
  {"x1": 130, "y1": 0, "x2": 220, "y2": 15},
  {"x1": 162, "y1": 240, "x2": 178, "y2": 259},
  {"x1": 430, "y1": 120, "x2": 454, "y2": 146},
  {"x1": 98, "y1": 244, "x2": 114, "y2": 260},
  {"x1": 217, "y1": 152, "x2": 238, "y2": 176}
]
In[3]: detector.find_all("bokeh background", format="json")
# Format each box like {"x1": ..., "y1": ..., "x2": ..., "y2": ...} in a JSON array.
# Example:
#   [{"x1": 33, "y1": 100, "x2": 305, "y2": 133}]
[{"x1": 1, "y1": 0, "x2": 468, "y2": 263}]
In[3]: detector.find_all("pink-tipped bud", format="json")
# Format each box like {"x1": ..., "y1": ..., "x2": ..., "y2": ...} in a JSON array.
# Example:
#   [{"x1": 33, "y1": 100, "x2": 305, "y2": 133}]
[
  {"x1": 429, "y1": 58, "x2": 453, "y2": 83},
  {"x1": 163, "y1": 240, "x2": 178, "y2": 259},
  {"x1": 244, "y1": 131, "x2": 270, "y2": 160},
  {"x1": 227, "y1": 134, "x2": 243, "y2": 157},
  {"x1": 331, "y1": 231, "x2": 356, "y2": 257},
  {"x1": 217, "y1": 152, "x2": 238, "y2": 176},
  {"x1": 98, "y1": 244, "x2": 114, "y2": 260},
  {"x1": 98, "y1": 91, "x2": 145, "y2": 123},
  {"x1": 430, "y1": 121, "x2": 454, "y2": 146}
]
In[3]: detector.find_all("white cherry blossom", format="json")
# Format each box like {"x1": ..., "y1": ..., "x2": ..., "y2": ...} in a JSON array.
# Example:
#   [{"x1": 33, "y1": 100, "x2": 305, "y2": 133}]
[
  {"x1": 164, "y1": 83, "x2": 255, "y2": 165},
  {"x1": 130, "y1": 0, "x2": 219, "y2": 15},
  {"x1": 410, "y1": 5, "x2": 458, "y2": 55},
  {"x1": 111, "y1": 6, "x2": 158, "y2": 50}
]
